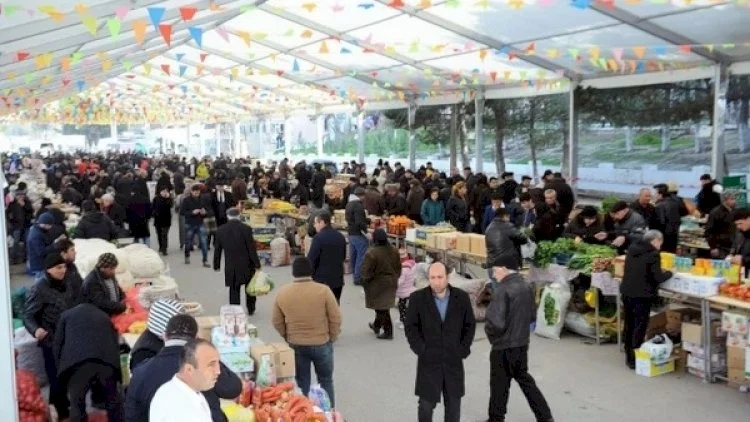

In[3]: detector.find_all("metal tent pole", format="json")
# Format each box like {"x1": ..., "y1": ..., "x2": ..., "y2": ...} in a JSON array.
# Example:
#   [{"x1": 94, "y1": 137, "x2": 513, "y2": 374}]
[
  {"x1": 474, "y1": 89, "x2": 485, "y2": 173},
  {"x1": 711, "y1": 63, "x2": 728, "y2": 180},
  {"x1": 357, "y1": 111, "x2": 366, "y2": 164},
  {"x1": 568, "y1": 82, "x2": 579, "y2": 188},
  {"x1": 408, "y1": 101, "x2": 418, "y2": 171}
]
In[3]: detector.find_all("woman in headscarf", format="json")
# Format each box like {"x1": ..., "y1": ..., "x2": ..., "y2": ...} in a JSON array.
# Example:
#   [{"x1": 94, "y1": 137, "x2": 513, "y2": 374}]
[
  {"x1": 361, "y1": 229, "x2": 402, "y2": 340},
  {"x1": 127, "y1": 169, "x2": 152, "y2": 245}
]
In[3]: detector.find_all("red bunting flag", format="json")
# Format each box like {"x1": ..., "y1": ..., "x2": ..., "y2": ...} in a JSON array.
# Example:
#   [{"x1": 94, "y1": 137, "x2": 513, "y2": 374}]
[
  {"x1": 179, "y1": 6, "x2": 197, "y2": 21},
  {"x1": 161, "y1": 64, "x2": 170, "y2": 76},
  {"x1": 159, "y1": 24, "x2": 172, "y2": 46},
  {"x1": 200, "y1": 53, "x2": 208, "y2": 62},
  {"x1": 389, "y1": 0, "x2": 406, "y2": 7},
  {"x1": 16, "y1": 51, "x2": 30, "y2": 61},
  {"x1": 489, "y1": 71, "x2": 497, "y2": 82}
]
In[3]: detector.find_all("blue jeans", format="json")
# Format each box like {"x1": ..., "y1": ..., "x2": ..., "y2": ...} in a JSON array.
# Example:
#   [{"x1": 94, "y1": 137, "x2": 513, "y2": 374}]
[
  {"x1": 349, "y1": 235, "x2": 369, "y2": 285},
  {"x1": 290, "y1": 342, "x2": 335, "y2": 408},
  {"x1": 184, "y1": 224, "x2": 208, "y2": 262}
]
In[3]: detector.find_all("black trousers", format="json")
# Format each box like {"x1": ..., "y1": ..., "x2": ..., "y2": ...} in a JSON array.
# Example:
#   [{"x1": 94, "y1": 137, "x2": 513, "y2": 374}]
[
  {"x1": 41, "y1": 344, "x2": 69, "y2": 419},
  {"x1": 373, "y1": 309, "x2": 393, "y2": 336},
  {"x1": 229, "y1": 284, "x2": 257, "y2": 315},
  {"x1": 623, "y1": 297, "x2": 653, "y2": 365},
  {"x1": 330, "y1": 286, "x2": 342, "y2": 304},
  {"x1": 155, "y1": 226, "x2": 170, "y2": 253},
  {"x1": 67, "y1": 362, "x2": 122, "y2": 422},
  {"x1": 489, "y1": 346, "x2": 552, "y2": 422},
  {"x1": 418, "y1": 381, "x2": 461, "y2": 422}
]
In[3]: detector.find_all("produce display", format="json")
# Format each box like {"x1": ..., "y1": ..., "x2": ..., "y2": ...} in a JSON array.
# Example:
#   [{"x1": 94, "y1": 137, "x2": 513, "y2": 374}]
[
  {"x1": 386, "y1": 216, "x2": 413, "y2": 236},
  {"x1": 718, "y1": 283, "x2": 750, "y2": 302},
  {"x1": 263, "y1": 199, "x2": 297, "y2": 213},
  {"x1": 533, "y1": 238, "x2": 617, "y2": 275}
]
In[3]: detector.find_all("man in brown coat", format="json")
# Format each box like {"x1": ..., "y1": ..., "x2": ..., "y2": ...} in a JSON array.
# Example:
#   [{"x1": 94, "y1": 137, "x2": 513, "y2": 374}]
[{"x1": 273, "y1": 257, "x2": 342, "y2": 407}]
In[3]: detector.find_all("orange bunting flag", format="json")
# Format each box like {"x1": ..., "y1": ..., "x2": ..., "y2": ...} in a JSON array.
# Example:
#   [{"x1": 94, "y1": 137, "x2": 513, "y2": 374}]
[
  {"x1": 60, "y1": 57, "x2": 71, "y2": 71},
  {"x1": 179, "y1": 6, "x2": 197, "y2": 21},
  {"x1": 319, "y1": 41, "x2": 330, "y2": 54},
  {"x1": 588, "y1": 46, "x2": 600, "y2": 61},
  {"x1": 489, "y1": 71, "x2": 497, "y2": 82},
  {"x1": 525, "y1": 43, "x2": 535, "y2": 55},
  {"x1": 632, "y1": 46, "x2": 646, "y2": 59},
  {"x1": 159, "y1": 24, "x2": 172, "y2": 46},
  {"x1": 479, "y1": 49, "x2": 488, "y2": 60},
  {"x1": 389, "y1": 0, "x2": 406, "y2": 7},
  {"x1": 132, "y1": 20, "x2": 148, "y2": 45},
  {"x1": 419, "y1": 0, "x2": 432, "y2": 7},
  {"x1": 678, "y1": 45, "x2": 692, "y2": 54},
  {"x1": 302, "y1": 2, "x2": 317, "y2": 12},
  {"x1": 209, "y1": 1, "x2": 224, "y2": 11}
]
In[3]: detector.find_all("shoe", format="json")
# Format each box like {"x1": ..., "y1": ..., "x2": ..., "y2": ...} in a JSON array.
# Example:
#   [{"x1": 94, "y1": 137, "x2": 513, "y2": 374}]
[
  {"x1": 202, "y1": 261, "x2": 211, "y2": 268},
  {"x1": 184, "y1": 257, "x2": 190, "y2": 265},
  {"x1": 626, "y1": 360, "x2": 635, "y2": 370},
  {"x1": 377, "y1": 332, "x2": 394, "y2": 340},
  {"x1": 397, "y1": 322, "x2": 404, "y2": 330},
  {"x1": 368, "y1": 323, "x2": 380, "y2": 335}
]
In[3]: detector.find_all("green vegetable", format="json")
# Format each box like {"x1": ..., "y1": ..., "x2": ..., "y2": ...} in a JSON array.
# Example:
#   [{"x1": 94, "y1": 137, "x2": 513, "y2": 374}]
[
  {"x1": 532, "y1": 238, "x2": 616, "y2": 273},
  {"x1": 543, "y1": 293, "x2": 559, "y2": 325}
]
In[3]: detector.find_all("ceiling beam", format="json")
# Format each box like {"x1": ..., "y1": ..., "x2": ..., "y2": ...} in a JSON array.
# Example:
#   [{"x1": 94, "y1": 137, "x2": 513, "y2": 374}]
[
  {"x1": 588, "y1": 3, "x2": 731, "y2": 64},
  {"x1": 371, "y1": 0, "x2": 579, "y2": 81}
]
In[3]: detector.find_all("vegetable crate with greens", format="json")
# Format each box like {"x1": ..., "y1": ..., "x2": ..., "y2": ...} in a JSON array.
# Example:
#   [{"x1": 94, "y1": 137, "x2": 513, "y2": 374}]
[{"x1": 532, "y1": 239, "x2": 617, "y2": 276}]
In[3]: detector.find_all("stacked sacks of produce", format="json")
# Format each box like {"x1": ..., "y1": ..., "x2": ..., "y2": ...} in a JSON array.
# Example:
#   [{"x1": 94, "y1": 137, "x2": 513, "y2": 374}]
[{"x1": 73, "y1": 238, "x2": 118, "y2": 277}]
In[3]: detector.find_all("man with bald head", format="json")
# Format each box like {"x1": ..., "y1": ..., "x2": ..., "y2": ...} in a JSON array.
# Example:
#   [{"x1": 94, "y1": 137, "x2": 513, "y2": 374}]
[
  {"x1": 630, "y1": 188, "x2": 656, "y2": 229},
  {"x1": 405, "y1": 261, "x2": 476, "y2": 422}
]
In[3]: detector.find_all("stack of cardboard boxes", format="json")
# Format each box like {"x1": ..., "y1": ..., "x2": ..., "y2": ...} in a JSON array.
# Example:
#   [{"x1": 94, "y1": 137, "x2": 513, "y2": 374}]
[
  {"x1": 682, "y1": 315, "x2": 726, "y2": 379},
  {"x1": 435, "y1": 232, "x2": 487, "y2": 257},
  {"x1": 722, "y1": 310, "x2": 750, "y2": 387}
]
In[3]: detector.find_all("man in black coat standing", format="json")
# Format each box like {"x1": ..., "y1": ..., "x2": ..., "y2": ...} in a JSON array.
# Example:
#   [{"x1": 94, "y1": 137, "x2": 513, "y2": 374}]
[
  {"x1": 405, "y1": 261, "x2": 476, "y2": 422},
  {"x1": 307, "y1": 211, "x2": 347, "y2": 303},
  {"x1": 485, "y1": 259, "x2": 553, "y2": 422},
  {"x1": 54, "y1": 303, "x2": 123, "y2": 422},
  {"x1": 214, "y1": 208, "x2": 262, "y2": 316}
]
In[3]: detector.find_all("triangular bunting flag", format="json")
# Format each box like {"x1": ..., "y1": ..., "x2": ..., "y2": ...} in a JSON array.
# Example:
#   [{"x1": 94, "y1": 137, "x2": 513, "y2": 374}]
[
  {"x1": 238, "y1": 31, "x2": 252, "y2": 46},
  {"x1": 107, "y1": 18, "x2": 121, "y2": 39},
  {"x1": 132, "y1": 20, "x2": 148, "y2": 45},
  {"x1": 179, "y1": 6, "x2": 197, "y2": 21},
  {"x1": 189, "y1": 27, "x2": 203, "y2": 48},
  {"x1": 60, "y1": 57, "x2": 71, "y2": 71},
  {"x1": 82, "y1": 15, "x2": 98, "y2": 35},
  {"x1": 179, "y1": 65, "x2": 187, "y2": 77},
  {"x1": 144, "y1": 63, "x2": 152, "y2": 76},
  {"x1": 176, "y1": 53, "x2": 185, "y2": 62},
  {"x1": 292, "y1": 59, "x2": 300, "y2": 72},
  {"x1": 147, "y1": 7, "x2": 165, "y2": 30},
  {"x1": 319, "y1": 41, "x2": 329, "y2": 54},
  {"x1": 159, "y1": 24, "x2": 172, "y2": 46},
  {"x1": 633, "y1": 46, "x2": 646, "y2": 59},
  {"x1": 115, "y1": 6, "x2": 129, "y2": 20},
  {"x1": 16, "y1": 51, "x2": 30, "y2": 62},
  {"x1": 200, "y1": 53, "x2": 208, "y2": 63},
  {"x1": 76, "y1": 80, "x2": 85, "y2": 92},
  {"x1": 71, "y1": 52, "x2": 83, "y2": 64},
  {"x1": 216, "y1": 26, "x2": 230, "y2": 43}
]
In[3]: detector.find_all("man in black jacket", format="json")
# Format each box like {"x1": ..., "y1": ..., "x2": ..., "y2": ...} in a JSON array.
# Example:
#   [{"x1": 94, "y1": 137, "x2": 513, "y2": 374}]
[
  {"x1": 620, "y1": 230, "x2": 673, "y2": 369},
  {"x1": 706, "y1": 191, "x2": 737, "y2": 258},
  {"x1": 73, "y1": 200, "x2": 119, "y2": 241},
  {"x1": 485, "y1": 208, "x2": 528, "y2": 272},
  {"x1": 180, "y1": 185, "x2": 210, "y2": 267},
  {"x1": 310, "y1": 164, "x2": 327, "y2": 209},
  {"x1": 130, "y1": 299, "x2": 186, "y2": 371},
  {"x1": 55, "y1": 239, "x2": 84, "y2": 306},
  {"x1": 653, "y1": 184, "x2": 682, "y2": 253},
  {"x1": 730, "y1": 208, "x2": 750, "y2": 278},
  {"x1": 345, "y1": 187, "x2": 369, "y2": 286},
  {"x1": 405, "y1": 261, "x2": 475, "y2": 422},
  {"x1": 6, "y1": 188, "x2": 33, "y2": 264},
  {"x1": 630, "y1": 188, "x2": 657, "y2": 229},
  {"x1": 82, "y1": 253, "x2": 126, "y2": 316},
  {"x1": 214, "y1": 208, "x2": 262, "y2": 315},
  {"x1": 125, "y1": 314, "x2": 241, "y2": 422},
  {"x1": 308, "y1": 211, "x2": 347, "y2": 302},
  {"x1": 696, "y1": 174, "x2": 721, "y2": 216},
  {"x1": 54, "y1": 303, "x2": 123, "y2": 422},
  {"x1": 485, "y1": 258, "x2": 553, "y2": 422}
]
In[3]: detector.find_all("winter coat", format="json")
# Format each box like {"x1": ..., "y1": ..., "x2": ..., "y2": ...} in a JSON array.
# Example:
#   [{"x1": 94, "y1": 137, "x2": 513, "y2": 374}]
[
  {"x1": 383, "y1": 193, "x2": 408, "y2": 216},
  {"x1": 26, "y1": 224, "x2": 56, "y2": 274},
  {"x1": 345, "y1": 196, "x2": 368, "y2": 237},
  {"x1": 125, "y1": 345, "x2": 242, "y2": 422},
  {"x1": 155, "y1": 174, "x2": 173, "y2": 194},
  {"x1": 63, "y1": 262, "x2": 84, "y2": 307},
  {"x1": 730, "y1": 231, "x2": 750, "y2": 277},
  {"x1": 173, "y1": 172, "x2": 186, "y2": 195},
  {"x1": 446, "y1": 195, "x2": 470, "y2": 232},
  {"x1": 609, "y1": 210, "x2": 648, "y2": 251},
  {"x1": 360, "y1": 187, "x2": 382, "y2": 216},
  {"x1": 6, "y1": 199, "x2": 33, "y2": 231},
  {"x1": 310, "y1": 171, "x2": 327, "y2": 207},
  {"x1": 23, "y1": 273, "x2": 73, "y2": 346},
  {"x1": 196, "y1": 163, "x2": 210, "y2": 180},
  {"x1": 104, "y1": 202, "x2": 127, "y2": 229},
  {"x1": 73, "y1": 212, "x2": 118, "y2": 241},
  {"x1": 469, "y1": 184, "x2": 491, "y2": 223},
  {"x1": 129, "y1": 330, "x2": 163, "y2": 371},
  {"x1": 404, "y1": 286, "x2": 476, "y2": 403},
  {"x1": 500, "y1": 180, "x2": 519, "y2": 205},
  {"x1": 630, "y1": 201, "x2": 657, "y2": 229},
  {"x1": 485, "y1": 272, "x2": 535, "y2": 350},
  {"x1": 213, "y1": 220, "x2": 261, "y2": 288},
  {"x1": 485, "y1": 218, "x2": 527, "y2": 269},
  {"x1": 654, "y1": 196, "x2": 683, "y2": 252},
  {"x1": 180, "y1": 194, "x2": 206, "y2": 226},
  {"x1": 420, "y1": 199, "x2": 445, "y2": 226},
  {"x1": 53, "y1": 303, "x2": 121, "y2": 387},
  {"x1": 533, "y1": 203, "x2": 565, "y2": 242},
  {"x1": 152, "y1": 195, "x2": 174, "y2": 228},
  {"x1": 620, "y1": 239, "x2": 673, "y2": 299},
  {"x1": 308, "y1": 226, "x2": 347, "y2": 289},
  {"x1": 507, "y1": 203, "x2": 535, "y2": 229},
  {"x1": 696, "y1": 181, "x2": 721, "y2": 216},
  {"x1": 548, "y1": 179, "x2": 575, "y2": 219},
  {"x1": 564, "y1": 218, "x2": 607, "y2": 245},
  {"x1": 705, "y1": 205, "x2": 735, "y2": 255},
  {"x1": 396, "y1": 259, "x2": 416, "y2": 299},
  {"x1": 82, "y1": 270, "x2": 126, "y2": 315},
  {"x1": 406, "y1": 186, "x2": 425, "y2": 218},
  {"x1": 361, "y1": 245, "x2": 402, "y2": 310},
  {"x1": 482, "y1": 205, "x2": 498, "y2": 233}
]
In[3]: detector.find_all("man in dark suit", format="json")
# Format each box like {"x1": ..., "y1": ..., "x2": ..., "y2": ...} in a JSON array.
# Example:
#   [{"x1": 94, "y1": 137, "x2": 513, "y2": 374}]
[
  {"x1": 54, "y1": 303, "x2": 123, "y2": 422},
  {"x1": 307, "y1": 211, "x2": 347, "y2": 303},
  {"x1": 404, "y1": 261, "x2": 476, "y2": 422},
  {"x1": 214, "y1": 208, "x2": 262, "y2": 316},
  {"x1": 211, "y1": 178, "x2": 236, "y2": 229}
]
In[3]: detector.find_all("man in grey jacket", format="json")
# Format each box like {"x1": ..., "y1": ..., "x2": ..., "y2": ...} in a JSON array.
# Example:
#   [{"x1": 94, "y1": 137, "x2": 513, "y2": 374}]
[
  {"x1": 485, "y1": 257, "x2": 553, "y2": 422},
  {"x1": 345, "y1": 187, "x2": 369, "y2": 286}
]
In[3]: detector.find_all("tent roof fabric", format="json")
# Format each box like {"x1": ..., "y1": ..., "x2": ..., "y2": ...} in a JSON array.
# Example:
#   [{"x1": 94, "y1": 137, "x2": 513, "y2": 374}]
[{"x1": 1, "y1": 0, "x2": 749, "y2": 123}]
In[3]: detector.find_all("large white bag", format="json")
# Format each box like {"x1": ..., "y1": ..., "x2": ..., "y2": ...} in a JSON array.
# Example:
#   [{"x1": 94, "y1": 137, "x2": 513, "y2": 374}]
[
  {"x1": 14, "y1": 328, "x2": 47, "y2": 386},
  {"x1": 270, "y1": 237, "x2": 291, "y2": 267},
  {"x1": 639, "y1": 334, "x2": 673, "y2": 364},
  {"x1": 534, "y1": 282, "x2": 572, "y2": 340},
  {"x1": 521, "y1": 241, "x2": 537, "y2": 260}
]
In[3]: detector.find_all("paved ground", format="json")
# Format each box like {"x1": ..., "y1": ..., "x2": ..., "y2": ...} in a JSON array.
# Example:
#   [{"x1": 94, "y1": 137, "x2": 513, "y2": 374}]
[{"x1": 11, "y1": 228, "x2": 749, "y2": 421}]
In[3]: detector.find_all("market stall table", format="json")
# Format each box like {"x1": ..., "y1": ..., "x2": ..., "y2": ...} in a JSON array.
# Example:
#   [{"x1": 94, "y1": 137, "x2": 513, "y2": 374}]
[{"x1": 708, "y1": 295, "x2": 750, "y2": 384}]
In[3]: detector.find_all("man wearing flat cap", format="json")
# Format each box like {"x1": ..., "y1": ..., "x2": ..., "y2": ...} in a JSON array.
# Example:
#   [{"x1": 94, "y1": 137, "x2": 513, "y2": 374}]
[{"x1": 82, "y1": 252, "x2": 126, "y2": 315}]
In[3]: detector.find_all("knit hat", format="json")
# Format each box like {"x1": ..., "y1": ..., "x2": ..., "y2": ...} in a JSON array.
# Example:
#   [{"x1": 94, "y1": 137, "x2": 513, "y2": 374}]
[
  {"x1": 44, "y1": 252, "x2": 66, "y2": 269},
  {"x1": 147, "y1": 299, "x2": 186, "y2": 337},
  {"x1": 491, "y1": 255, "x2": 519, "y2": 271},
  {"x1": 373, "y1": 228, "x2": 388, "y2": 246},
  {"x1": 37, "y1": 212, "x2": 55, "y2": 225},
  {"x1": 292, "y1": 257, "x2": 313, "y2": 278},
  {"x1": 96, "y1": 252, "x2": 118, "y2": 269},
  {"x1": 353, "y1": 187, "x2": 366, "y2": 197}
]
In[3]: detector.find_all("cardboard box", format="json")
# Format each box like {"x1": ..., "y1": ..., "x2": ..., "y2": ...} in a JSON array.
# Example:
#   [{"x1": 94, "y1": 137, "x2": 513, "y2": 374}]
[
  {"x1": 674, "y1": 347, "x2": 688, "y2": 374},
  {"x1": 683, "y1": 342, "x2": 725, "y2": 356},
  {"x1": 727, "y1": 332, "x2": 749, "y2": 348},
  {"x1": 681, "y1": 320, "x2": 724, "y2": 345},
  {"x1": 635, "y1": 350, "x2": 675, "y2": 377},
  {"x1": 195, "y1": 316, "x2": 220, "y2": 340},
  {"x1": 613, "y1": 255, "x2": 626, "y2": 278},
  {"x1": 468, "y1": 233, "x2": 487, "y2": 257},
  {"x1": 250, "y1": 343, "x2": 296, "y2": 379},
  {"x1": 426, "y1": 233, "x2": 438, "y2": 249},
  {"x1": 645, "y1": 311, "x2": 667, "y2": 340},
  {"x1": 435, "y1": 232, "x2": 458, "y2": 250},
  {"x1": 666, "y1": 308, "x2": 701, "y2": 335},
  {"x1": 455, "y1": 233, "x2": 472, "y2": 254},
  {"x1": 722, "y1": 310, "x2": 750, "y2": 335},
  {"x1": 746, "y1": 347, "x2": 750, "y2": 377},
  {"x1": 687, "y1": 352, "x2": 726, "y2": 371},
  {"x1": 727, "y1": 366, "x2": 748, "y2": 388},
  {"x1": 728, "y1": 346, "x2": 746, "y2": 369}
]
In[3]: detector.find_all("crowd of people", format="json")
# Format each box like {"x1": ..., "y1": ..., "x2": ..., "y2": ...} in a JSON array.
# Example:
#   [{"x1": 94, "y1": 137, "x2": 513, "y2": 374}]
[{"x1": 4, "y1": 151, "x2": 750, "y2": 422}]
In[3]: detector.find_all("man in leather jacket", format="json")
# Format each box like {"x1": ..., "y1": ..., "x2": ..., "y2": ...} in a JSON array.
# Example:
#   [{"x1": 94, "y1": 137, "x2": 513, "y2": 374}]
[{"x1": 484, "y1": 258, "x2": 554, "y2": 422}]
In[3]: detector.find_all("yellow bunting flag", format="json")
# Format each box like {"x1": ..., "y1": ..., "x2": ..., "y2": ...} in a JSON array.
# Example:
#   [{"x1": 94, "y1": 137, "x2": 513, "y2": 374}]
[
  {"x1": 238, "y1": 31, "x2": 252, "y2": 46},
  {"x1": 319, "y1": 41, "x2": 330, "y2": 54},
  {"x1": 302, "y1": 2, "x2": 317, "y2": 12},
  {"x1": 102, "y1": 60, "x2": 112, "y2": 72},
  {"x1": 144, "y1": 63, "x2": 152, "y2": 76},
  {"x1": 82, "y1": 15, "x2": 98, "y2": 36},
  {"x1": 588, "y1": 47, "x2": 600, "y2": 61},
  {"x1": 479, "y1": 49, "x2": 488, "y2": 60},
  {"x1": 301, "y1": 29, "x2": 313, "y2": 39},
  {"x1": 35, "y1": 53, "x2": 54, "y2": 69},
  {"x1": 419, "y1": 0, "x2": 432, "y2": 7},
  {"x1": 74, "y1": 3, "x2": 89, "y2": 14},
  {"x1": 633, "y1": 46, "x2": 646, "y2": 58},
  {"x1": 132, "y1": 20, "x2": 148, "y2": 45}
]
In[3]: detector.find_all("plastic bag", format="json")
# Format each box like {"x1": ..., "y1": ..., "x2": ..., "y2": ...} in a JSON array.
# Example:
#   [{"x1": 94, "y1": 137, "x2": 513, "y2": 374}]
[
  {"x1": 308, "y1": 384, "x2": 332, "y2": 412},
  {"x1": 521, "y1": 241, "x2": 537, "y2": 260},
  {"x1": 270, "y1": 237, "x2": 291, "y2": 267},
  {"x1": 14, "y1": 328, "x2": 48, "y2": 387},
  {"x1": 246, "y1": 271, "x2": 274, "y2": 296},
  {"x1": 640, "y1": 334, "x2": 673, "y2": 364},
  {"x1": 255, "y1": 354, "x2": 276, "y2": 387},
  {"x1": 534, "y1": 282, "x2": 572, "y2": 340}
]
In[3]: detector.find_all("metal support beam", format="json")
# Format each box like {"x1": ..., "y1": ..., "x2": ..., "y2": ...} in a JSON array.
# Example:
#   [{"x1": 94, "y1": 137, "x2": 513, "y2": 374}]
[
  {"x1": 0, "y1": 169, "x2": 19, "y2": 422},
  {"x1": 234, "y1": 122, "x2": 242, "y2": 158},
  {"x1": 357, "y1": 112, "x2": 366, "y2": 164},
  {"x1": 712, "y1": 63, "x2": 728, "y2": 180},
  {"x1": 568, "y1": 83, "x2": 579, "y2": 188},
  {"x1": 110, "y1": 117, "x2": 118, "y2": 143},
  {"x1": 284, "y1": 116, "x2": 292, "y2": 158},
  {"x1": 216, "y1": 124, "x2": 222, "y2": 157},
  {"x1": 408, "y1": 101, "x2": 418, "y2": 171},
  {"x1": 372, "y1": 0, "x2": 578, "y2": 81},
  {"x1": 474, "y1": 90, "x2": 485, "y2": 173},
  {"x1": 588, "y1": 4, "x2": 730, "y2": 63},
  {"x1": 316, "y1": 115, "x2": 325, "y2": 156}
]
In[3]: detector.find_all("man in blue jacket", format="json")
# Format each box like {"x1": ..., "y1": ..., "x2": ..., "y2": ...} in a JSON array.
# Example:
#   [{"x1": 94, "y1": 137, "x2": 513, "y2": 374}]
[
  {"x1": 307, "y1": 210, "x2": 347, "y2": 303},
  {"x1": 125, "y1": 314, "x2": 241, "y2": 422},
  {"x1": 26, "y1": 212, "x2": 59, "y2": 277}
]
